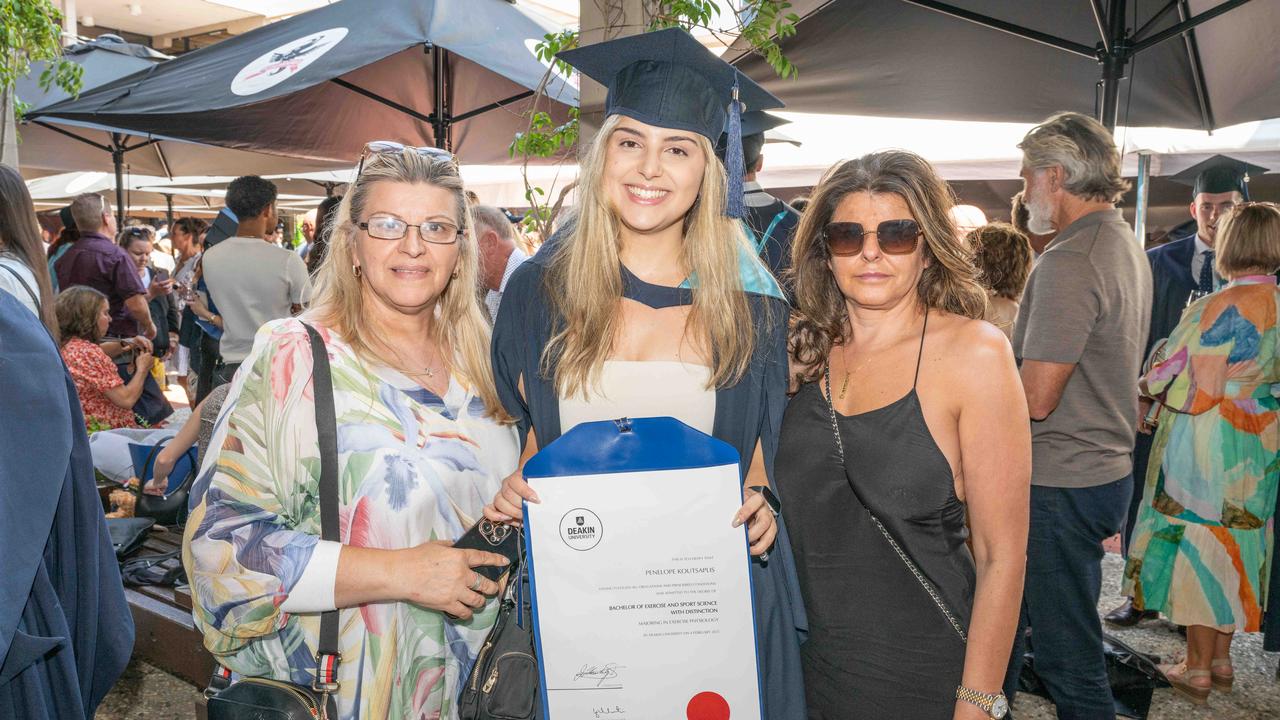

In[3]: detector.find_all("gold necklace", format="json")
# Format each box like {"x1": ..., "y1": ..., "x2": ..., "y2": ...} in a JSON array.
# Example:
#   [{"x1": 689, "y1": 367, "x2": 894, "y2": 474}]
[{"x1": 837, "y1": 341, "x2": 873, "y2": 400}]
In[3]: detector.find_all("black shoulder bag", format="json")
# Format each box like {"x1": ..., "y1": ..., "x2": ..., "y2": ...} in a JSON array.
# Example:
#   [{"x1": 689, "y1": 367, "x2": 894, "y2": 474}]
[
  {"x1": 205, "y1": 322, "x2": 341, "y2": 720},
  {"x1": 822, "y1": 366, "x2": 969, "y2": 643},
  {"x1": 459, "y1": 533, "x2": 541, "y2": 719}
]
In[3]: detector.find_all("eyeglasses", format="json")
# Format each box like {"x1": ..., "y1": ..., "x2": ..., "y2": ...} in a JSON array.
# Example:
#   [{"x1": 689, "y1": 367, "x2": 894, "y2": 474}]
[
  {"x1": 358, "y1": 214, "x2": 461, "y2": 244},
  {"x1": 356, "y1": 140, "x2": 457, "y2": 176},
  {"x1": 823, "y1": 219, "x2": 922, "y2": 256}
]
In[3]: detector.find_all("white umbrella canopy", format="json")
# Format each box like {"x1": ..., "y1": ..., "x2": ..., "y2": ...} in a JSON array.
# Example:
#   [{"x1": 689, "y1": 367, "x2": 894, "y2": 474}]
[{"x1": 28, "y1": 171, "x2": 327, "y2": 214}]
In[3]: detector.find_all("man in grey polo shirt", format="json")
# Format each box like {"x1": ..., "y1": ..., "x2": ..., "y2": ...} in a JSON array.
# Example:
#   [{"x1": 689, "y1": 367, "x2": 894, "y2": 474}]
[{"x1": 1011, "y1": 112, "x2": 1152, "y2": 719}]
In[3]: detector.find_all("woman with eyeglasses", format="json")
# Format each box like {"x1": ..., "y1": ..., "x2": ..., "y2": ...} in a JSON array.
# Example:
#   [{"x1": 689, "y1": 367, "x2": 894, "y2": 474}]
[
  {"x1": 184, "y1": 147, "x2": 518, "y2": 718},
  {"x1": 483, "y1": 29, "x2": 807, "y2": 717},
  {"x1": 777, "y1": 151, "x2": 1030, "y2": 719}
]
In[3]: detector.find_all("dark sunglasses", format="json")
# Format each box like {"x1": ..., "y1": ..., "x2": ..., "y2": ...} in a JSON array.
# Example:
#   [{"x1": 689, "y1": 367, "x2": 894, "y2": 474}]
[
  {"x1": 823, "y1": 219, "x2": 922, "y2": 256},
  {"x1": 356, "y1": 140, "x2": 456, "y2": 177}
]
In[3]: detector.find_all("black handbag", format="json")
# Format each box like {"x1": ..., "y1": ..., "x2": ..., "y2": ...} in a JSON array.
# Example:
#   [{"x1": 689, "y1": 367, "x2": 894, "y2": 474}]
[
  {"x1": 130, "y1": 439, "x2": 199, "y2": 526},
  {"x1": 459, "y1": 537, "x2": 541, "y2": 720},
  {"x1": 204, "y1": 322, "x2": 342, "y2": 720},
  {"x1": 106, "y1": 516, "x2": 155, "y2": 558}
]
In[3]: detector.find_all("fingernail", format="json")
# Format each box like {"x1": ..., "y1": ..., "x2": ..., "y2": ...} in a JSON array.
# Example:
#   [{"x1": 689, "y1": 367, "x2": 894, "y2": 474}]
[{"x1": 732, "y1": 516, "x2": 742, "y2": 528}]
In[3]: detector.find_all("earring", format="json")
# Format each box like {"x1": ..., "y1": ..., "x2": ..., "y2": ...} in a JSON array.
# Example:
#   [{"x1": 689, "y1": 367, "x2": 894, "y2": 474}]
[
  {"x1": 450, "y1": 271, "x2": 459, "y2": 279},
  {"x1": 352, "y1": 264, "x2": 362, "y2": 278}
]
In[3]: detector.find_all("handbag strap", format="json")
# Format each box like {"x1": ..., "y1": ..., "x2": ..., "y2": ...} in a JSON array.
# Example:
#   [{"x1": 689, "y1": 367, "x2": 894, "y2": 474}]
[
  {"x1": 302, "y1": 322, "x2": 342, "y2": 691},
  {"x1": 822, "y1": 365, "x2": 968, "y2": 643}
]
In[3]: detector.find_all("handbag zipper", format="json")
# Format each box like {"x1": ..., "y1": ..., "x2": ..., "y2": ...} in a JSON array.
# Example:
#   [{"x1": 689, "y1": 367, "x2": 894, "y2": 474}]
[
  {"x1": 471, "y1": 640, "x2": 494, "y2": 692},
  {"x1": 238, "y1": 677, "x2": 321, "y2": 718}
]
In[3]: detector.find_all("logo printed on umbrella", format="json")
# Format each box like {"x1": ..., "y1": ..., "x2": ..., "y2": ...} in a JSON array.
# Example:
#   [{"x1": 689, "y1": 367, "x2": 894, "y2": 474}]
[{"x1": 232, "y1": 28, "x2": 349, "y2": 96}]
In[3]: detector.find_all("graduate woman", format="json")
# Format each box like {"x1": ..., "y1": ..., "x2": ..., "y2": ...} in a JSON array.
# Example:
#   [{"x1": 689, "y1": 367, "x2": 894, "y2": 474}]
[{"x1": 483, "y1": 28, "x2": 806, "y2": 718}]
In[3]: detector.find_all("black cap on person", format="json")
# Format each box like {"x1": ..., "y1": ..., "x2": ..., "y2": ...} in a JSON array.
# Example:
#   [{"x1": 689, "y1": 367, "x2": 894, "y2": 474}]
[
  {"x1": 557, "y1": 28, "x2": 782, "y2": 218},
  {"x1": 716, "y1": 110, "x2": 791, "y2": 167},
  {"x1": 1172, "y1": 154, "x2": 1269, "y2": 200}
]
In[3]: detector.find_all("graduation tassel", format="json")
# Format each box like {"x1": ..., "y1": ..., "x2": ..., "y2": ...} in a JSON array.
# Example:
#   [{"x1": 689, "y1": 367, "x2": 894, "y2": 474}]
[{"x1": 725, "y1": 79, "x2": 746, "y2": 219}]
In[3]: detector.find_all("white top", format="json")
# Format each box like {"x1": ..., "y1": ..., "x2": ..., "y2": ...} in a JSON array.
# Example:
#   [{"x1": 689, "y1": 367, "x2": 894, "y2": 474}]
[
  {"x1": 559, "y1": 360, "x2": 717, "y2": 435},
  {"x1": 201, "y1": 236, "x2": 313, "y2": 363},
  {"x1": 0, "y1": 254, "x2": 40, "y2": 318},
  {"x1": 484, "y1": 246, "x2": 529, "y2": 321}
]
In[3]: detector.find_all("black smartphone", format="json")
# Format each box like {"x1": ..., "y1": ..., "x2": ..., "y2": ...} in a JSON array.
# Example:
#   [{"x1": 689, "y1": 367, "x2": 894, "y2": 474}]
[{"x1": 454, "y1": 519, "x2": 521, "y2": 581}]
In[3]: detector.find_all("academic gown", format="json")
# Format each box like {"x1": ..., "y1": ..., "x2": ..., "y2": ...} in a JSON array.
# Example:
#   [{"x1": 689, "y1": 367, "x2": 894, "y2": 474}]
[
  {"x1": 0, "y1": 291, "x2": 134, "y2": 719},
  {"x1": 492, "y1": 243, "x2": 809, "y2": 719},
  {"x1": 744, "y1": 196, "x2": 800, "y2": 294}
]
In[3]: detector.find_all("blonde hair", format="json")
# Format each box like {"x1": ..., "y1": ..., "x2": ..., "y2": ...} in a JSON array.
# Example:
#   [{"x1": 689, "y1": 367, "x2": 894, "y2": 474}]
[
  {"x1": 309, "y1": 150, "x2": 509, "y2": 421},
  {"x1": 1216, "y1": 202, "x2": 1280, "y2": 278},
  {"x1": 543, "y1": 114, "x2": 760, "y2": 397},
  {"x1": 789, "y1": 151, "x2": 988, "y2": 383}
]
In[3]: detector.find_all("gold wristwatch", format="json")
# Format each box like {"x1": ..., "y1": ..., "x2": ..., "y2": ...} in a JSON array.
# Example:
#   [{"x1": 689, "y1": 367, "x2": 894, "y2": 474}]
[{"x1": 956, "y1": 686, "x2": 1009, "y2": 719}]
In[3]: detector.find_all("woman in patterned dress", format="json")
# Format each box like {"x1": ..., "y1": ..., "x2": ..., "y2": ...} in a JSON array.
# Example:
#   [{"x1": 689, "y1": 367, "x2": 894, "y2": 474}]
[
  {"x1": 183, "y1": 148, "x2": 519, "y2": 719},
  {"x1": 1123, "y1": 202, "x2": 1280, "y2": 705},
  {"x1": 55, "y1": 285, "x2": 152, "y2": 429}
]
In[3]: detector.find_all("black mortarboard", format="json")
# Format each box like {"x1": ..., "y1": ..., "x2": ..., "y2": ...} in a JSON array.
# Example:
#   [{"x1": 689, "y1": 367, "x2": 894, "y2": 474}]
[
  {"x1": 558, "y1": 28, "x2": 782, "y2": 218},
  {"x1": 59, "y1": 206, "x2": 76, "y2": 231},
  {"x1": 1171, "y1": 155, "x2": 1269, "y2": 200},
  {"x1": 716, "y1": 111, "x2": 791, "y2": 165}
]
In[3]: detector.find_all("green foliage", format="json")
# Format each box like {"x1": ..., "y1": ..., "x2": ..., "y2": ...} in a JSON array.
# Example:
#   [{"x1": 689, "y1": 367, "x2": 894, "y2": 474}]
[
  {"x1": 513, "y1": 1, "x2": 802, "y2": 238},
  {"x1": 1, "y1": 0, "x2": 84, "y2": 120}
]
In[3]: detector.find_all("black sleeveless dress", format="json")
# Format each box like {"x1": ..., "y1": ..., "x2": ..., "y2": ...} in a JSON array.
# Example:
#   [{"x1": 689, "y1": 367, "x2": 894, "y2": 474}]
[{"x1": 775, "y1": 316, "x2": 974, "y2": 719}]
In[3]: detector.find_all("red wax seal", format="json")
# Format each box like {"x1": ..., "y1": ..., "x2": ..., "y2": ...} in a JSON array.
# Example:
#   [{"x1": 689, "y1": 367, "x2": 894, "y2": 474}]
[{"x1": 686, "y1": 691, "x2": 730, "y2": 720}]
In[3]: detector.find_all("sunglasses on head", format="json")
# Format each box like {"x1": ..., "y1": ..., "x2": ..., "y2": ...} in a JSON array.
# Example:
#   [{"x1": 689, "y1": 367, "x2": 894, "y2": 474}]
[
  {"x1": 356, "y1": 140, "x2": 457, "y2": 176},
  {"x1": 823, "y1": 219, "x2": 922, "y2": 256}
]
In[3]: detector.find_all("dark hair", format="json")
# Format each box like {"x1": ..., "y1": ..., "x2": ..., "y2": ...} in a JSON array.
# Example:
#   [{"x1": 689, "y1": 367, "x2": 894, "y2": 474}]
[
  {"x1": 789, "y1": 151, "x2": 986, "y2": 383},
  {"x1": 225, "y1": 176, "x2": 278, "y2": 219},
  {"x1": 743, "y1": 133, "x2": 766, "y2": 173},
  {"x1": 0, "y1": 164, "x2": 60, "y2": 339},
  {"x1": 172, "y1": 217, "x2": 208, "y2": 244},
  {"x1": 55, "y1": 285, "x2": 108, "y2": 344},
  {"x1": 1009, "y1": 191, "x2": 1031, "y2": 236},
  {"x1": 790, "y1": 196, "x2": 810, "y2": 213},
  {"x1": 306, "y1": 195, "x2": 343, "y2": 275},
  {"x1": 969, "y1": 223, "x2": 1033, "y2": 300}
]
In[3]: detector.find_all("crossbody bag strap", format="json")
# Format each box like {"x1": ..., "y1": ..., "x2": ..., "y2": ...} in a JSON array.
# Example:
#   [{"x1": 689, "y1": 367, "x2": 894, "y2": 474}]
[
  {"x1": 822, "y1": 365, "x2": 968, "y2": 643},
  {"x1": 302, "y1": 322, "x2": 342, "y2": 691}
]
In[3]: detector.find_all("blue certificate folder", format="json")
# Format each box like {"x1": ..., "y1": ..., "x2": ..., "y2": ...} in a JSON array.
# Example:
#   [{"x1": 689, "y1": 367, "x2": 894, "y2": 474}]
[{"x1": 522, "y1": 416, "x2": 764, "y2": 720}]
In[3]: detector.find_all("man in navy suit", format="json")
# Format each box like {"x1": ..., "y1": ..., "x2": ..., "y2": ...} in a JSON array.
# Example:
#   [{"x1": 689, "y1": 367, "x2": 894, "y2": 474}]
[{"x1": 1105, "y1": 155, "x2": 1267, "y2": 626}]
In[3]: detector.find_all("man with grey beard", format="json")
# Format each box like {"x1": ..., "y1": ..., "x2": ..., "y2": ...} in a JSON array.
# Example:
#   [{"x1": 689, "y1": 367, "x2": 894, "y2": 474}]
[{"x1": 1010, "y1": 112, "x2": 1152, "y2": 719}]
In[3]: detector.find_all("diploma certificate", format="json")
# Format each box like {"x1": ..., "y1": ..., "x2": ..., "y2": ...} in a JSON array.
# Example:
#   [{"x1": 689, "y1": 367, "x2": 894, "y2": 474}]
[{"x1": 523, "y1": 418, "x2": 762, "y2": 720}]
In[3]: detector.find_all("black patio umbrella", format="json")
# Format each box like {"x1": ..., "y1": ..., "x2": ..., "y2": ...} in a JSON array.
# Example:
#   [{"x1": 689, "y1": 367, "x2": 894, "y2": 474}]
[
  {"x1": 30, "y1": 0, "x2": 578, "y2": 170},
  {"x1": 730, "y1": 0, "x2": 1280, "y2": 132}
]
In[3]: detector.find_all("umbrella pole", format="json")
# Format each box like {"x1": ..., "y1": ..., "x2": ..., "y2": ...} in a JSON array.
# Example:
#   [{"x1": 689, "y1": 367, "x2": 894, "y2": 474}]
[
  {"x1": 112, "y1": 133, "x2": 126, "y2": 228},
  {"x1": 1098, "y1": 0, "x2": 1129, "y2": 133},
  {"x1": 165, "y1": 193, "x2": 174, "y2": 233},
  {"x1": 1133, "y1": 153, "x2": 1151, "y2": 246}
]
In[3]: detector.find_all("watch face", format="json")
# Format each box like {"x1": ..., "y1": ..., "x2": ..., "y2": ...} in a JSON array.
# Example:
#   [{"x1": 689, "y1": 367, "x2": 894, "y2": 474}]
[{"x1": 991, "y1": 696, "x2": 1009, "y2": 718}]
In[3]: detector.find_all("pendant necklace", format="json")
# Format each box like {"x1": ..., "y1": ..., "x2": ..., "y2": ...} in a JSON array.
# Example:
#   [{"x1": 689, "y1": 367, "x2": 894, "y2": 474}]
[{"x1": 837, "y1": 340, "x2": 872, "y2": 401}]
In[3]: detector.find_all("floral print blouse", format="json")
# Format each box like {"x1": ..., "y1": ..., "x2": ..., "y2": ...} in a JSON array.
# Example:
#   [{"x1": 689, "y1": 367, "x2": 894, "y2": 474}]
[
  {"x1": 61, "y1": 337, "x2": 137, "y2": 429},
  {"x1": 184, "y1": 318, "x2": 519, "y2": 719}
]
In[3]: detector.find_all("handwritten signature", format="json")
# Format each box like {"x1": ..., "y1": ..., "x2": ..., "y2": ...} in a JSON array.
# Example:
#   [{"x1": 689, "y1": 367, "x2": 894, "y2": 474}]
[
  {"x1": 593, "y1": 705, "x2": 627, "y2": 718},
  {"x1": 574, "y1": 663, "x2": 625, "y2": 687}
]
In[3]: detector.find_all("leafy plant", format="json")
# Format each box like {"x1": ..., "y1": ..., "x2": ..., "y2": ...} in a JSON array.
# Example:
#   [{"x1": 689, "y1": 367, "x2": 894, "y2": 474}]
[
  {"x1": 1, "y1": 0, "x2": 84, "y2": 121},
  {"x1": 511, "y1": 1, "x2": 801, "y2": 240}
]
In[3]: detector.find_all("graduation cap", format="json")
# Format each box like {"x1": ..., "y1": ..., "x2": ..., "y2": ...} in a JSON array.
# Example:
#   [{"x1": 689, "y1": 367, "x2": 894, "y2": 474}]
[
  {"x1": 1172, "y1": 155, "x2": 1269, "y2": 200},
  {"x1": 558, "y1": 28, "x2": 782, "y2": 218},
  {"x1": 716, "y1": 111, "x2": 792, "y2": 166}
]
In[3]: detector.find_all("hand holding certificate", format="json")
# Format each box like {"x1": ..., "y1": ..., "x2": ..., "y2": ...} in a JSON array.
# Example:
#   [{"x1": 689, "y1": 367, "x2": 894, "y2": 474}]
[{"x1": 523, "y1": 418, "x2": 763, "y2": 720}]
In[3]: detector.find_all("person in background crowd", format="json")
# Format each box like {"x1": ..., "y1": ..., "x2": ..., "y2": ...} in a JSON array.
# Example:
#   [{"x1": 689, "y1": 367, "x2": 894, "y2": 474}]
[
  {"x1": 717, "y1": 110, "x2": 801, "y2": 285},
  {"x1": 0, "y1": 164, "x2": 59, "y2": 336},
  {"x1": 790, "y1": 195, "x2": 810, "y2": 213},
  {"x1": 296, "y1": 215, "x2": 314, "y2": 261},
  {"x1": 199, "y1": 176, "x2": 312, "y2": 389},
  {"x1": 1123, "y1": 202, "x2": 1280, "y2": 705},
  {"x1": 970, "y1": 222, "x2": 1034, "y2": 341},
  {"x1": 0, "y1": 289, "x2": 133, "y2": 719},
  {"x1": 46, "y1": 206, "x2": 78, "y2": 291},
  {"x1": 949, "y1": 204, "x2": 988, "y2": 243},
  {"x1": 305, "y1": 195, "x2": 343, "y2": 275},
  {"x1": 486, "y1": 29, "x2": 807, "y2": 717},
  {"x1": 1107, "y1": 155, "x2": 1267, "y2": 627},
  {"x1": 185, "y1": 146, "x2": 516, "y2": 718},
  {"x1": 1011, "y1": 111, "x2": 1152, "y2": 719},
  {"x1": 55, "y1": 286, "x2": 152, "y2": 430},
  {"x1": 1010, "y1": 191, "x2": 1056, "y2": 257},
  {"x1": 473, "y1": 203, "x2": 528, "y2": 321},
  {"x1": 779, "y1": 151, "x2": 1029, "y2": 719},
  {"x1": 169, "y1": 217, "x2": 208, "y2": 405},
  {"x1": 54, "y1": 193, "x2": 157, "y2": 341},
  {"x1": 118, "y1": 226, "x2": 179, "y2": 362}
]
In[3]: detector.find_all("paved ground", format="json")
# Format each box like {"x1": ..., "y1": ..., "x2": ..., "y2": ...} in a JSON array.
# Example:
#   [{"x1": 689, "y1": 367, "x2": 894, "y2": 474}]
[{"x1": 97, "y1": 552, "x2": 1279, "y2": 718}]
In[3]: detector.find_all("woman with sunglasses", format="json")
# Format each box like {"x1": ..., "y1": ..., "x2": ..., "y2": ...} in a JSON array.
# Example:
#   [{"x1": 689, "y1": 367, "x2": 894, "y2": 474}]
[
  {"x1": 778, "y1": 151, "x2": 1030, "y2": 719},
  {"x1": 184, "y1": 147, "x2": 518, "y2": 718},
  {"x1": 483, "y1": 29, "x2": 807, "y2": 717}
]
